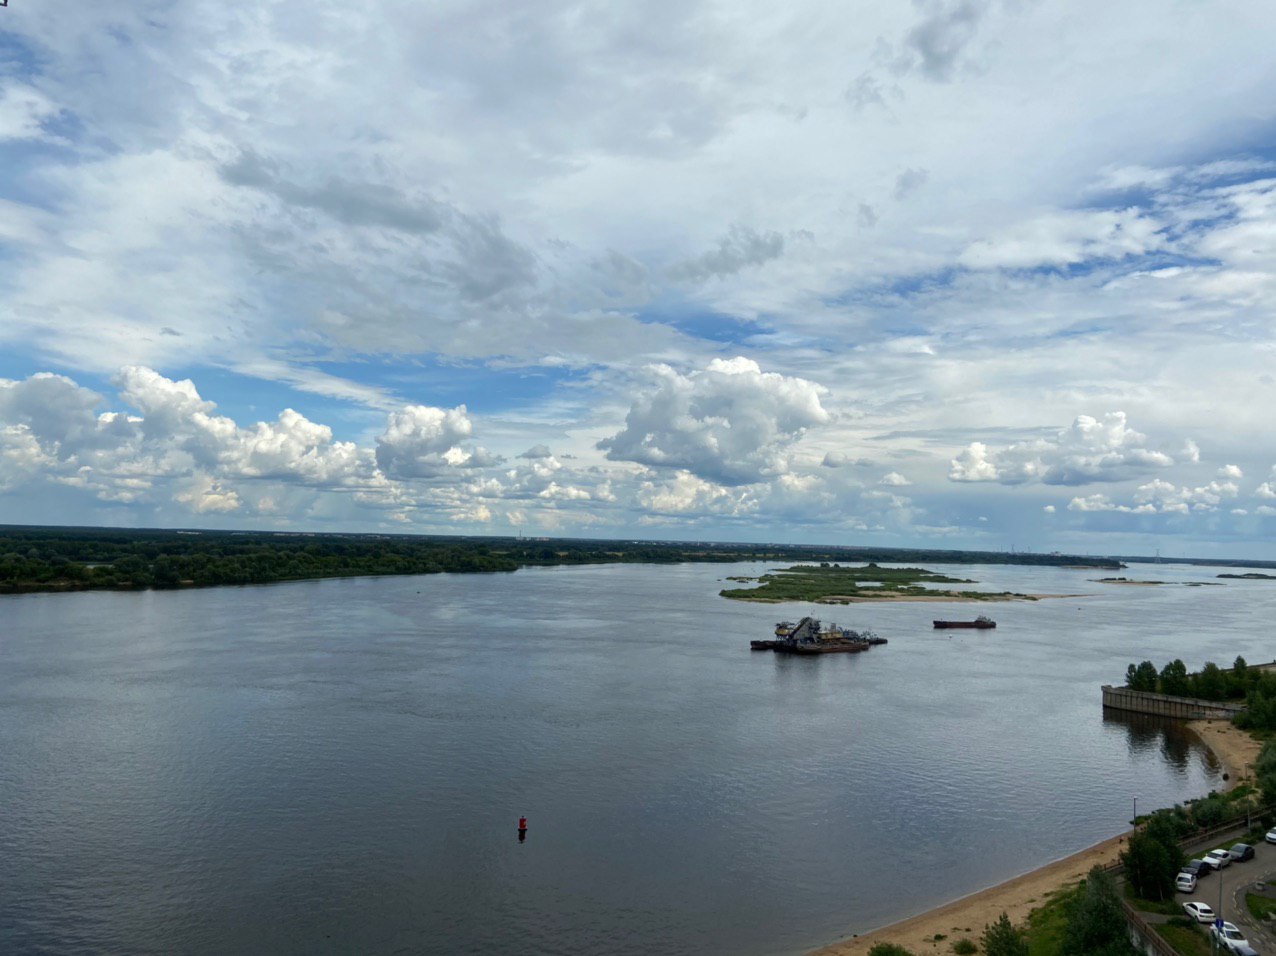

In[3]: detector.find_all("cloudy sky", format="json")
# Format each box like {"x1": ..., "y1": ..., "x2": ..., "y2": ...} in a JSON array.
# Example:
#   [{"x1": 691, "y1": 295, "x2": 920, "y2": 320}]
[{"x1": 2, "y1": 1, "x2": 1276, "y2": 557}]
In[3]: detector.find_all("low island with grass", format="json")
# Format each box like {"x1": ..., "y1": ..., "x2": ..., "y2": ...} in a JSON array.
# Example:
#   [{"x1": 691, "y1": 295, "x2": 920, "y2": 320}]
[{"x1": 719, "y1": 563, "x2": 1040, "y2": 603}]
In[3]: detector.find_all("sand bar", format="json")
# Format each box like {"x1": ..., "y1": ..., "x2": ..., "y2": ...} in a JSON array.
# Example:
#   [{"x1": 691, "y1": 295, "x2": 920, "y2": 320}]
[
  {"x1": 810, "y1": 719, "x2": 1262, "y2": 955},
  {"x1": 732, "y1": 592, "x2": 1082, "y2": 604}
]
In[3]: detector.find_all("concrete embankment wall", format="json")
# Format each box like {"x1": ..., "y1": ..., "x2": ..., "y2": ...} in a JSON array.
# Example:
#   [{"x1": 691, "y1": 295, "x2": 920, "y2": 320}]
[{"x1": 1101, "y1": 685, "x2": 1246, "y2": 720}]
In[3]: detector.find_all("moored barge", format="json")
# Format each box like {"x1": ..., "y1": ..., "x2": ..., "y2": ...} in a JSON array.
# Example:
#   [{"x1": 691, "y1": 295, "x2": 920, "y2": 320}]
[{"x1": 933, "y1": 615, "x2": 996, "y2": 629}]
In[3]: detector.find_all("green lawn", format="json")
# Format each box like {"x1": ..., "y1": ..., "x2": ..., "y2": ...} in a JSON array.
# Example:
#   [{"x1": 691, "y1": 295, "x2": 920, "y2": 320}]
[
  {"x1": 1155, "y1": 922, "x2": 1212, "y2": 955},
  {"x1": 1246, "y1": 892, "x2": 1276, "y2": 921},
  {"x1": 1023, "y1": 883, "x2": 1082, "y2": 956}
]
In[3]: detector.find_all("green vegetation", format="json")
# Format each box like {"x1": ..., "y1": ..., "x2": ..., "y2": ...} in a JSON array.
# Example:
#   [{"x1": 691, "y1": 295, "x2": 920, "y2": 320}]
[
  {"x1": 1013, "y1": 870, "x2": 1140, "y2": 956},
  {"x1": 1246, "y1": 892, "x2": 1276, "y2": 922},
  {"x1": 1219, "y1": 572, "x2": 1276, "y2": 579},
  {"x1": 867, "y1": 945, "x2": 917, "y2": 956},
  {"x1": 1123, "y1": 788, "x2": 1264, "y2": 864},
  {"x1": 1122, "y1": 656, "x2": 1276, "y2": 734},
  {"x1": 1235, "y1": 678, "x2": 1276, "y2": 733},
  {"x1": 1121, "y1": 828, "x2": 1182, "y2": 902},
  {"x1": 1154, "y1": 921, "x2": 1211, "y2": 956},
  {"x1": 1122, "y1": 655, "x2": 1256, "y2": 703},
  {"x1": 1024, "y1": 882, "x2": 1082, "y2": 956},
  {"x1": 1251, "y1": 739, "x2": 1276, "y2": 808},
  {"x1": 1058, "y1": 867, "x2": 1138, "y2": 956},
  {"x1": 0, "y1": 525, "x2": 1120, "y2": 595},
  {"x1": 719, "y1": 563, "x2": 1036, "y2": 603},
  {"x1": 952, "y1": 939, "x2": 979, "y2": 955},
  {"x1": 980, "y1": 914, "x2": 1025, "y2": 956}
]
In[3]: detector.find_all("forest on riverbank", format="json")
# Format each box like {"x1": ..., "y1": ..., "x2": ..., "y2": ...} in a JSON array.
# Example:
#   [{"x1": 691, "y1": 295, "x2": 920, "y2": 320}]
[{"x1": 0, "y1": 524, "x2": 1121, "y2": 594}]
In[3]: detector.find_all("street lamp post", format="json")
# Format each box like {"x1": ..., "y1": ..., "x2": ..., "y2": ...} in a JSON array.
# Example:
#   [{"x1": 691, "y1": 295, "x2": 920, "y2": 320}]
[{"x1": 1215, "y1": 866, "x2": 1223, "y2": 955}]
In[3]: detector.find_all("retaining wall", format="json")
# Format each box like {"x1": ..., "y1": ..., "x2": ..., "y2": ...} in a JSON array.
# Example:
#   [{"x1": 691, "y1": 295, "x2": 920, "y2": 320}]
[{"x1": 1101, "y1": 685, "x2": 1246, "y2": 720}]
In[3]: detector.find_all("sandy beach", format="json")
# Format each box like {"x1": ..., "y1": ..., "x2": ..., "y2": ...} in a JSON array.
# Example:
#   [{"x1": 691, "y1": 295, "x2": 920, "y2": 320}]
[{"x1": 810, "y1": 719, "x2": 1262, "y2": 955}]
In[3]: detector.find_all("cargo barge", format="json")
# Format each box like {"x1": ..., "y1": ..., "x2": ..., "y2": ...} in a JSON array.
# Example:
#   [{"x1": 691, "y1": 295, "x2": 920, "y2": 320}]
[{"x1": 933, "y1": 616, "x2": 996, "y2": 629}]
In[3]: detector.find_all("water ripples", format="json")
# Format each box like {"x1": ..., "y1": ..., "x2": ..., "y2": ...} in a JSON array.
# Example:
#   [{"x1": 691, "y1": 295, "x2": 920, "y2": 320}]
[{"x1": 2, "y1": 562, "x2": 1261, "y2": 954}]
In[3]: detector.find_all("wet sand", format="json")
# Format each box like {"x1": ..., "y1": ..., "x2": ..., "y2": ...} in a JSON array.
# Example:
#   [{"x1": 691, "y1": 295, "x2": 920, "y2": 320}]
[{"x1": 810, "y1": 720, "x2": 1262, "y2": 955}]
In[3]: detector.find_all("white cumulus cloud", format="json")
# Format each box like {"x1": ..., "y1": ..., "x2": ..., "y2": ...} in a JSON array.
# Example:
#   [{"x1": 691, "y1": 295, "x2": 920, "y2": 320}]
[
  {"x1": 374, "y1": 405, "x2": 497, "y2": 480},
  {"x1": 599, "y1": 357, "x2": 830, "y2": 485},
  {"x1": 949, "y1": 412, "x2": 1173, "y2": 486}
]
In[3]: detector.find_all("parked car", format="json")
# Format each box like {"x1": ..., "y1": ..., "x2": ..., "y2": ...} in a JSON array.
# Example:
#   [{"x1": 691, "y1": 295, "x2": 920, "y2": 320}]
[
  {"x1": 1183, "y1": 901, "x2": 1216, "y2": 923},
  {"x1": 1266, "y1": 826, "x2": 1276, "y2": 844},
  {"x1": 1208, "y1": 920, "x2": 1251, "y2": 953},
  {"x1": 1174, "y1": 871, "x2": 1197, "y2": 893},
  {"x1": 1229, "y1": 842, "x2": 1255, "y2": 862},
  {"x1": 1204, "y1": 847, "x2": 1233, "y2": 869},
  {"x1": 1182, "y1": 859, "x2": 1212, "y2": 878}
]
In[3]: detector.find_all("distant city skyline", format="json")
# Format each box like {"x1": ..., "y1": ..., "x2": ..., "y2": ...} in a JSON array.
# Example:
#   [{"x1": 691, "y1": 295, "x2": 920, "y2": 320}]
[{"x1": 3, "y1": 2, "x2": 1276, "y2": 557}]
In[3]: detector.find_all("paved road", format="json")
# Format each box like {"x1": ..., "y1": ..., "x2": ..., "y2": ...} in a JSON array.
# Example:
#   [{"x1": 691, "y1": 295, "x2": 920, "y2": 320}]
[{"x1": 1179, "y1": 836, "x2": 1276, "y2": 952}]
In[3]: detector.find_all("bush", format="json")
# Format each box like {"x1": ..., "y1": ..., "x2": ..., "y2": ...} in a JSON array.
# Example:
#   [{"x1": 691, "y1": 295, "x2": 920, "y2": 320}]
[
  {"x1": 980, "y1": 913, "x2": 1025, "y2": 956},
  {"x1": 952, "y1": 940, "x2": 978, "y2": 955},
  {"x1": 868, "y1": 945, "x2": 916, "y2": 956}
]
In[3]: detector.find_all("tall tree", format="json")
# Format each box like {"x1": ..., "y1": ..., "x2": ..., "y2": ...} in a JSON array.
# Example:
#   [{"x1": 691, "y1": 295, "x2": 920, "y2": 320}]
[
  {"x1": 1121, "y1": 830, "x2": 1179, "y2": 901},
  {"x1": 1125, "y1": 661, "x2": 1158, "y2": 692},
  {"x1": 1159, "y1": 659, "x2": 1190, "y2": 696},
  {"x1": 1061, "y1": 867, "x2": 1139, "y2": 956}
]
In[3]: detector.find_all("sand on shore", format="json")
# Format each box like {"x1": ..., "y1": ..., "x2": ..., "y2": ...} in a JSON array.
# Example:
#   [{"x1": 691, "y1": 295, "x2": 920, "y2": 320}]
[
  {"x1": 810, "y1": 719, "x2": 1262, "y2": 955},
  {"x1": 1188, "y1": 717, "x2": 1261, "y2": 785}
]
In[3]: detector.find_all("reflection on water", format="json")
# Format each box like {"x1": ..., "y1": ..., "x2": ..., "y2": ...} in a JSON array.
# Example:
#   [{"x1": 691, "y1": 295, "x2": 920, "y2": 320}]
[{"x1": 1104, "y1": 708, "x2": 1215, "y2": 775}]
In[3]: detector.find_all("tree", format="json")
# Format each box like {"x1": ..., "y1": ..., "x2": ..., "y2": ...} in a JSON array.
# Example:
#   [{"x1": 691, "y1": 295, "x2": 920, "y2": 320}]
[
  {"x1": 1144, "y1": 809, "x2": 1190, "y2": 852},
  {"x1": 1121, "y1": 830, "x2": 1179, "y2": 901},
  {"x1": 1125, "y1": 661, "x2": 1157, "y2": 692},
  {"x1": 1193, "y1": 662, "x2": 1227, "y2": 701},
  {"x1": 981, "y1": 912, "x2": 1027, "y2": 956},
  {"x1": 1061, "y1": 866, "x2": 1138, "y2": 956},
  {"x1": 1159, "y1": 659, "x2": 1190, "y2": 697}
]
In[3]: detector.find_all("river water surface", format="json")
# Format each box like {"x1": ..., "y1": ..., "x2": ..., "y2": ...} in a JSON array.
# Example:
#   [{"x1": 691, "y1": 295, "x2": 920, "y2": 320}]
[{"x1": 2, "y1": 560, "x2": 1271, "y2": 954}]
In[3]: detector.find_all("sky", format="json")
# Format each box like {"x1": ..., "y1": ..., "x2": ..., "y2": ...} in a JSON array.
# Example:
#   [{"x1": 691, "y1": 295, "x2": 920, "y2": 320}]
[{"x1": 2, "y1": 1, "x2": 1276, "y2": 558}]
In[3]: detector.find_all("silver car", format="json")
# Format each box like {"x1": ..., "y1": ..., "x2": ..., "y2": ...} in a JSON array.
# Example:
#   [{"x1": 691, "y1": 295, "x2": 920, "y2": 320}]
[{"x1": 1204, "y1": 848, "x2": 1232, "y2": 869}]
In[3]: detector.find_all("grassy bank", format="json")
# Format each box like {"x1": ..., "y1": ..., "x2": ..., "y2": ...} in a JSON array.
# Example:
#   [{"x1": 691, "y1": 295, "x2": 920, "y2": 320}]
[{"x1": 720, "y1": 563, "x2": 1036, "y2": 603}]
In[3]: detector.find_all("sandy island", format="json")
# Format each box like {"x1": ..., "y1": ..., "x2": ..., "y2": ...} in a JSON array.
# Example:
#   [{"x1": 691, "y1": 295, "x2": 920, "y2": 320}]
[
  {"x1": 734, "y1": 593, "x2": 1087, "y2": 604},
  {"x1": 810, "y1": 719, "x2": 1262, "y2": 956},
  {"x1": 812, "y1": 592, "x2": 1086, "y2": 604}
]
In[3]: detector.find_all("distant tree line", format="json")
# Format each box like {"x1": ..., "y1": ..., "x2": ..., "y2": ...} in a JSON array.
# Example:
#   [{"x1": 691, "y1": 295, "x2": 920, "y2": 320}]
[{"x1": 0, "y1": 524, "x2": 1122, "y2": 595}]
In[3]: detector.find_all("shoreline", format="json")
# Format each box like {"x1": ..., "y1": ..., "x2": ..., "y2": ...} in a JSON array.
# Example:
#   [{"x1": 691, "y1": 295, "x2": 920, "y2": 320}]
[{"x1": 810, "y1": 718, "x2": 1261, "y2": 955}]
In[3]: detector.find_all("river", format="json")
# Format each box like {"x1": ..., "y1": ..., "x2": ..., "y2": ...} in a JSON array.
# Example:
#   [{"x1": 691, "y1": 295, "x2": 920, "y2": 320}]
[{"x1": 1, "y1": 560, "x2": 1269, "y2": 954}]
